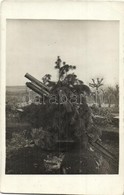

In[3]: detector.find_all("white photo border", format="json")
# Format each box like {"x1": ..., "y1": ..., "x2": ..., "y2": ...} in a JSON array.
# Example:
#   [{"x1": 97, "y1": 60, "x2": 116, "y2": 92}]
[{"x1": 0, "y1": 0, "x2": 124, "y2": 194}]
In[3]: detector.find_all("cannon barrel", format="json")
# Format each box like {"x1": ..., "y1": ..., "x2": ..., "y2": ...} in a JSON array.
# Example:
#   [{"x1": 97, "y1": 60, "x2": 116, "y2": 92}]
[
  {"x1": 25, "y1": 73, "x2": 50, "y2": 92},
  {"x1": 26, "y1": 82, "x2": 50, "y2": 96}
]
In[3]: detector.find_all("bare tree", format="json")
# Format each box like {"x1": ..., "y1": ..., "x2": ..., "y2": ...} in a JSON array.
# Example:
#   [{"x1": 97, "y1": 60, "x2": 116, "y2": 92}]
[{"x1": 89, "y1": 78, "x2": 104, "y2": 107}]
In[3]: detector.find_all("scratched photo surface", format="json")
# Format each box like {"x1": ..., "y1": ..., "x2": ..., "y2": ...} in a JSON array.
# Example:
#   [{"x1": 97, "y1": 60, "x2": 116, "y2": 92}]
[{"x1": 6, "y1": 19, "x2": 119, "y2": 174}]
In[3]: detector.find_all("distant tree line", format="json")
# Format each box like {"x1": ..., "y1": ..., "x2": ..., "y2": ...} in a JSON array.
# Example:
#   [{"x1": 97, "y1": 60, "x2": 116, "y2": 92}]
[{"x1": 89, "y1": 78, "x2": 119, "y2": 109}]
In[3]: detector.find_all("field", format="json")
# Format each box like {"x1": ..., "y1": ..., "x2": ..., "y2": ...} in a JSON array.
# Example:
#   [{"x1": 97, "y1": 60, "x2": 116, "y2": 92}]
[{"x1": 6, "y1": 86, "x2": 119, "y2": 174}]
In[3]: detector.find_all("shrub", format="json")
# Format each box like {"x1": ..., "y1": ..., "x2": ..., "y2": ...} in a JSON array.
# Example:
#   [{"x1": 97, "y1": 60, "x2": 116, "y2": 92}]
[
  {"x1": 6, "y1": 132, "x2": 31, "y2": 159},
  {"x1": 91, "y1": 105, "x2": 113, "y2": 126}
]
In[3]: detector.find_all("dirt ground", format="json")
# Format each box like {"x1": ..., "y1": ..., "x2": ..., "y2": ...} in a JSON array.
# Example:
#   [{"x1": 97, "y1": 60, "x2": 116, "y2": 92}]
[{"x1": 6, "y1": 124, "x2": 119, "y2": 174}]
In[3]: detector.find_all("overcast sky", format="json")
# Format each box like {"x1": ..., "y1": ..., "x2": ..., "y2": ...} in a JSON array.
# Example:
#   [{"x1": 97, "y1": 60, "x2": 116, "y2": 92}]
[{"x1": 6, "y1": 20, "x2": 119, "y2": 86}]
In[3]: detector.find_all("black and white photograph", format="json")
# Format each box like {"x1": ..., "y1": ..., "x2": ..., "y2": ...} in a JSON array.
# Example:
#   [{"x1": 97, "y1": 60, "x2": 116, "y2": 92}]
[
  {"x1": 1, "y1": 1, "x2": 124, "y2": 194},
  {"x1": 6, "y1": 19, "x2": 119, "y2": 175}
]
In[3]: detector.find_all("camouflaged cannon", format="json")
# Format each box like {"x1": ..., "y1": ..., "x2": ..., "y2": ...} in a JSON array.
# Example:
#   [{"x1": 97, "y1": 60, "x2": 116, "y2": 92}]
[{"x1": 24, "y1": 73, "x2": 118, "y2": 167}]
